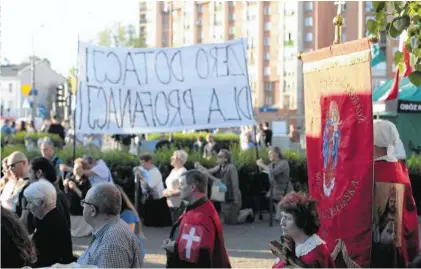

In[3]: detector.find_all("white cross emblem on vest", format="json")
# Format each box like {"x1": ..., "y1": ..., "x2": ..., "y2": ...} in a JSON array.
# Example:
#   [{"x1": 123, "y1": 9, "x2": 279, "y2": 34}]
[{"x1": 181, "y1": 226, "x2": 201, "y2": 259}]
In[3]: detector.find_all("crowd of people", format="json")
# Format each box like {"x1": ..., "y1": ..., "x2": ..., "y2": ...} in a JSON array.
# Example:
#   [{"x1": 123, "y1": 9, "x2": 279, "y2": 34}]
[{"x1": 1, "y1": 119, "x2": 421, "y2": 268}]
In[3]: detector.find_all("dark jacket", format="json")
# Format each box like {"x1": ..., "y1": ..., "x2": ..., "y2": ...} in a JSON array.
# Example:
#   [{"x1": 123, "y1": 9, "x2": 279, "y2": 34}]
[{"x1": 32, "y1": 208, "x2": 73, "y2": 267}]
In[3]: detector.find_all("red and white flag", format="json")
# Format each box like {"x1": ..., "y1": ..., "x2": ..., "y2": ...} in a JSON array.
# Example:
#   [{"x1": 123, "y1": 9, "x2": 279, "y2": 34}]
[{"x1": 378, "y1": 31, "x2": 412, "y2": 102}]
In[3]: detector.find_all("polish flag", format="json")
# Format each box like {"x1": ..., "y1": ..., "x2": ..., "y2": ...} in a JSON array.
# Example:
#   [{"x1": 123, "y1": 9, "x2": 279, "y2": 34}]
[{"x1": 378, "y1": 31, "x2": 412, "y2": 102}]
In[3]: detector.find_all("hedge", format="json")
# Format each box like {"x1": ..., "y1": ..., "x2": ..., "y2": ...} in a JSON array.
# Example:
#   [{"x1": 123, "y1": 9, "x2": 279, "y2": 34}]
[
  {"x1": 147, "y1": 132, "x2": 240, "y2": 150},
  {"x1": 2, "y1": 132, "x2": 421, "y2": 211}
]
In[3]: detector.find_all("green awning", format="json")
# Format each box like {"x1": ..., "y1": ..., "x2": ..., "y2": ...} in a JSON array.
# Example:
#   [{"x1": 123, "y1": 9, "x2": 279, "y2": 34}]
[
  {"x1": 372, "y1": 77, "x2": 421, "y2": 102},
  {"x1": 372, "y1": 80, "x2": 393, "y2": 102}
]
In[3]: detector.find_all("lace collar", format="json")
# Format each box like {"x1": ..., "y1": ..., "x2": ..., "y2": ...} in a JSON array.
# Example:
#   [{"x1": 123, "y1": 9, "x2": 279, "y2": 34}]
[{"x1": 295, "y1": 234, "x2": 325, "y2": 257}]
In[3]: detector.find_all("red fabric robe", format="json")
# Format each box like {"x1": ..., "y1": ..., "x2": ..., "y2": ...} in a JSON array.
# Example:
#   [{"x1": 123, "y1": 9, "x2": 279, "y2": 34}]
[
  {"x1": 272, "y1": 235, "x2": 335, "y2": 268},
  {"x1": 166, "y1": 197, "x2": 231, "y2": 268},
  {"x1": 371, "y1": 160, "x2": 420, "y2": 267}
]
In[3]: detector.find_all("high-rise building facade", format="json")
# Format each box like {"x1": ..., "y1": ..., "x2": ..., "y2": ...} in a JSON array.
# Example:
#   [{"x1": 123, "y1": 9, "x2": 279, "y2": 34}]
[{"x1": 138, "y1": 1, "x2": 397, "y2": 124}]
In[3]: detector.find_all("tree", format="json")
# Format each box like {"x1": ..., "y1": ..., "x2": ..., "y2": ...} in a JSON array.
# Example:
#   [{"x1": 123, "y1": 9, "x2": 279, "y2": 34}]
[
  {"x1": 368, "y1": 1, "x2": 421, "y2": 85},
  {"x1": 97, "y1": 23, "x2": 145, "y2": 48}
]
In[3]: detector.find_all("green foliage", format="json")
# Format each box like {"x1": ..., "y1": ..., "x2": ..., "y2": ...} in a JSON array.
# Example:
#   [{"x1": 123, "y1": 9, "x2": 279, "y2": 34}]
[
  {"x1": 3, "y1": 132, "x2": 421, "y2": 190},
  {"x1": 97, "y1": 23, "x2": 145, "y2": 48},
  {"x1": 11, "y1": 132, "x2": 63, "y2": 147},
  {"x1": 408, "y1": 153, "x2": 421, "y2": 175},
  {"x1": 370, "y1": 1, "x2": 421, "y2": 85},
  {"x1": 284, "y1": 40, "x2": 295, "y2": 46},
  {"x1": 147, "y1": 132, "x2": 240, "y2": 150}
]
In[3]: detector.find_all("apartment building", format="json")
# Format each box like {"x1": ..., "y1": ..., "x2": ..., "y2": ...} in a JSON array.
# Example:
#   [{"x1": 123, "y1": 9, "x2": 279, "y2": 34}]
[{"x1": 138, "y1": 1, "x2": 397, "y2": 125}]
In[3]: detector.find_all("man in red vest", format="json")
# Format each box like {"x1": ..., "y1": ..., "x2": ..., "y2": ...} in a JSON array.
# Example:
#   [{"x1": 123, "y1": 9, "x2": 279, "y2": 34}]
[
  {"x1": 163, "y1": 169, "x2": 231, "y2": 268},
  {"x1": 371, "y1": 119, "x2": 419, "y2": 267}
]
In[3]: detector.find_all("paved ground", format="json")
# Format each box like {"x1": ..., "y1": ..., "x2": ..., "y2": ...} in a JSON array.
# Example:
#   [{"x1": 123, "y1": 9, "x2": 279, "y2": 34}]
[
  {"x1": 73, "y1": 216, "x2": 421, "y2": 268},
  {"x1": 73, "y1": 215, "x2": 279, "y2": 268}
]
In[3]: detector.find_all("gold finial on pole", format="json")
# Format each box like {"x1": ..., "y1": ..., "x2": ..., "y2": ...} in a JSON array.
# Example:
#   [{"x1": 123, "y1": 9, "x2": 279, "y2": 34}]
[{"x1": 333, "y1": 1, "x2": 346, "y2": 45}]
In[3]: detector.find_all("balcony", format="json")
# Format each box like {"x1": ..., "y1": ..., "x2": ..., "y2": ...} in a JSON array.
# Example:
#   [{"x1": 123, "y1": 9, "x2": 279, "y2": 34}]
[
  {"x1": 284, "y1": 40, "x2": 295, "y2": 47},
  {"x1": 139, "y1": 2, "x2": 147, "y2": 11}
]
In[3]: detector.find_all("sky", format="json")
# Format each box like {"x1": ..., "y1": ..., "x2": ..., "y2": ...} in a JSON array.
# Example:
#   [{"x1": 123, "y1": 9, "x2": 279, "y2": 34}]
[{"x1": 1, "y1": 0, "x2": 139, "y2": 75}]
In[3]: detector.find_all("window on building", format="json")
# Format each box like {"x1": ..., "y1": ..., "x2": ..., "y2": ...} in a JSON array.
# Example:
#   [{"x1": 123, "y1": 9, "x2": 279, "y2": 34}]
[
  {"x1": 365, "y1": 1, "x2": 374, "y2": 12},
  {"x1": 229, "y1": 27, "x2": 235, "y2": 35},
  {"x1": 264, "y1": 22, "x2": 271, "y2": 31},
  {"x1": 305, "y1": 32, "x2": 313, "y2": 42},
  {"x1": 229, "y1": 13, "x2": 235, "y2": 21},
  {"x1": 140, "y1": 2, "x2": 147, "y2": 10},
  {"x1": 304, "y1": 1, "x2": 313, "y2": 11},
  {"x1": 264, "y1": 66, "x2": 271, "y2": 76},
  {"x1": 341, "y1": 32, "x2": 347, "y2": 42},
  {"x1": 228, "y1": 1, "x2": 234, "y2": 7},
  {"x1": 140, "y1": 14, "x2": 146, "y2": 23},
  {"x1": 264, "y1": 82, "x2": 273, "y2": 91},
  {"x1": 264, "y1": 7, "x2": 271, "y2": 15},
  {"x1": 248, "y1": 37, "x2": 256, "y2": 48},
  {"x1": 265, "y1": 96, "x2": 273, "y2": 105},
  {"x1": 304, "y1": 17, "x2": 313, "y2": 27},
  {"x1": 248, "y1": 14, "x2": 257, "y2": 21},
  {"x1": 283, "y1": 95, "x2": 291, "y2": 109},
  {"x1": 8, "y1": 83, "x2": 12, "y2": 93},
  {"x1": 265, "y1": 52, "x2": 270, "y2": 60},
  {"x1": 277, "y1": 65, "x2": 283, "y2": 75},
  {"x1": 264, "y1": 37, "x2": 270, "y2": 46},
  {"x1": 196, "y1": 4, "x2": 202, "y2": 12}
]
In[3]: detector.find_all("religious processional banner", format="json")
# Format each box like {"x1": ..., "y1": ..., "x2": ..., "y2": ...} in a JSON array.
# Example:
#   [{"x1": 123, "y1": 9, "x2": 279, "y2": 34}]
[
  {"x1": 75, "y1": 38, "x2": 255, "y2": 134},
  {"x1": 301, "y1": 39, "x2": 374, "y2": 268}
]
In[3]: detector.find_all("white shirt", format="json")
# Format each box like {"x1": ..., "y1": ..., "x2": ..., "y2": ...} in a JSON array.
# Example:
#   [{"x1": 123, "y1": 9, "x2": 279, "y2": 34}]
[
  {"x1": 0, "y1": 178, "x2": 18, "y2": 211},
  {"x1": 90, "y1": 159, "x2": 114, "y2": 185},
  {"x1": 146, "y1": 167, "x2": 165, "y2": 199},
  {"x1": 165, "y1": 167, "x2": 187, "y2": 208}
]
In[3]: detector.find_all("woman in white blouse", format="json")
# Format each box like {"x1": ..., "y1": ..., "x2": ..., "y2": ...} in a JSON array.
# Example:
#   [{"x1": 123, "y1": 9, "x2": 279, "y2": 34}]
[{"x1": 163, "y1": 150, "x2": 188, "y2": 224}]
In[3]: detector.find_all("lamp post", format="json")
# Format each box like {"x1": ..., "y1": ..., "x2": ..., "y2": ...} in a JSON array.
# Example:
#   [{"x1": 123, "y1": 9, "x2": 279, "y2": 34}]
[{"x1": 30, "y1": 24, "x2": 44, "y2": 121}]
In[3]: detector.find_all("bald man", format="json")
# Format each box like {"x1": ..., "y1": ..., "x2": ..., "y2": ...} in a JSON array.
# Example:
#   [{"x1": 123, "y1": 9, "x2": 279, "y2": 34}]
[{"x1": 77, "y1": 183, "x2": 143, "y2": 268}]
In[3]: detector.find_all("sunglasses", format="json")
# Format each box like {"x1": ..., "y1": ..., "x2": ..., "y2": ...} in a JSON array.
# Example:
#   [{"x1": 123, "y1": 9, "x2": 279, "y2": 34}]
[{"x1": 80, "y1": 199, "x2": 98, "y2": 211}]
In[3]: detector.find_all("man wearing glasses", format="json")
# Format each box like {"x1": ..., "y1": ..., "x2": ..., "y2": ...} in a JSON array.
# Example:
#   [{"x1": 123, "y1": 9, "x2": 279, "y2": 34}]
[
  {"x1": 5, "y1": 151, "x2": 34, "y2": 231},
  {"x1": 77, "y1": 183, "x2": 143, "y2": 268}
]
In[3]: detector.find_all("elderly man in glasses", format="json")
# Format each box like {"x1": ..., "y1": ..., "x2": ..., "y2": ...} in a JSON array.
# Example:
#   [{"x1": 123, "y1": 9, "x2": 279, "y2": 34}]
[
  {"x1": 78, "y1": 183, "x2": 143, "y2": 268},
  {"x1": 3, "y1": 152, "x2": 33, "y2": 226}
]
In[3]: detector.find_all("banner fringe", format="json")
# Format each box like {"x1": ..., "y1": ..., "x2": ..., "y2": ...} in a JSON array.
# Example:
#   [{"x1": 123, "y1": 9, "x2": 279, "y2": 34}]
[
  {"x1": 331, "y1": 239, "x2": 361, "y2": 268},
  {"x1": 301, "y1": 38, "x2": 372, "y2": 63}
]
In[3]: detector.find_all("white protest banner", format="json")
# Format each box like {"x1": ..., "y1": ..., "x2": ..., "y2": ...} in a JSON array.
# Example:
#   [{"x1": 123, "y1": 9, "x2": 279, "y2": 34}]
[{"x1": 76, "y1": 38, "x2": 255, "y2": 134}]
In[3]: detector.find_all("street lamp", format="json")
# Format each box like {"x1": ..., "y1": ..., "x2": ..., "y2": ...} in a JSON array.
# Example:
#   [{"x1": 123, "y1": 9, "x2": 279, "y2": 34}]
[{"x1": 30, "y1": 24, "x2": 44, "y2": 121}]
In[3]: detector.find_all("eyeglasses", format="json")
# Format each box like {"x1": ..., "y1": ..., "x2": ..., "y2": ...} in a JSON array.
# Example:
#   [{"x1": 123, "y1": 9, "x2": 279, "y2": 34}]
[
  {"x1": 80, "y1": 199, "x2": 98, "y2": 211},
  {"x1": 24, "y1": 198, "x2": 41, "y2": 209},
  {"x1": 8, "y1": 161, "x2": 24, "y2": 170}
]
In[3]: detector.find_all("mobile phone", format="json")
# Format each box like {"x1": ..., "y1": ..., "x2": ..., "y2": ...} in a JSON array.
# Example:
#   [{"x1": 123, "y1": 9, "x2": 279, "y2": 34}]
[{"x1": 270, "y1": 240, "x2": 282, "y2": 250}]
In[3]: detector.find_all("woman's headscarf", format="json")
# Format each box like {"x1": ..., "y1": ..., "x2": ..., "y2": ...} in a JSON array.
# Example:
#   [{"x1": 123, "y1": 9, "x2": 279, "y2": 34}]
[{"x1": 373, "y1": 119, "x2": 399, "y2": 162}]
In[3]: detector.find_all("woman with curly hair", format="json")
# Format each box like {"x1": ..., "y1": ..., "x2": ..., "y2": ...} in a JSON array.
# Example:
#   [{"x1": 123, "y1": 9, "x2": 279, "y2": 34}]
[
  {"x1": 270, "y1": 192, "x2": 334, "y2": 268},
  {"x1": 1, "y1": 206, "x2": 37, "y2": 267}
]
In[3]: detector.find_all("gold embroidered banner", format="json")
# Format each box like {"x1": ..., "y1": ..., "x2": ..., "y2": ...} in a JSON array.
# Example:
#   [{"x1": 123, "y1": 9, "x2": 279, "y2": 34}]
[{"x1": 301, "y1": 39, "x2": 374, "y2": 268}]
